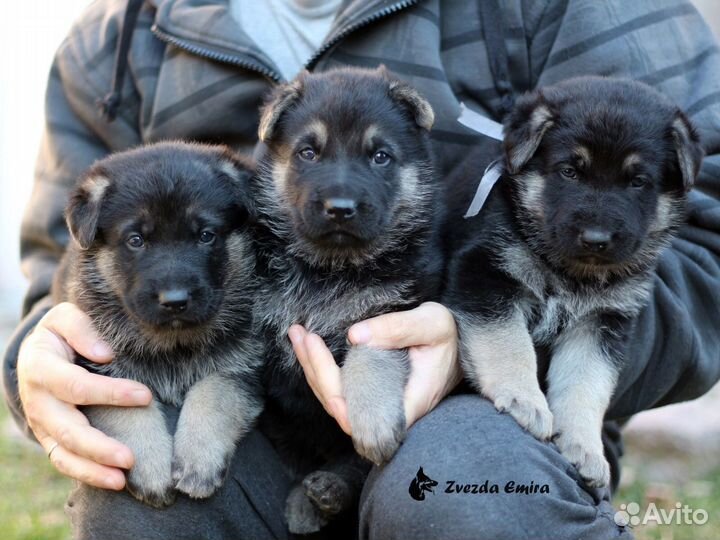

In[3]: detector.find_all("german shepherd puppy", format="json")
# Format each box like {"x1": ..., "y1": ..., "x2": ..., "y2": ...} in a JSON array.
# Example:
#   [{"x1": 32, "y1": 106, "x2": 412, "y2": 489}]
[
  {"x1": 52, "y1": 142, "x2": 264, "y2": 507},
  {"x1": 252, "y1": 67, "x2": 441, "y2": 533},
  {"x1": 443, "y1": 77, "x2": 703, "y2": 487}
]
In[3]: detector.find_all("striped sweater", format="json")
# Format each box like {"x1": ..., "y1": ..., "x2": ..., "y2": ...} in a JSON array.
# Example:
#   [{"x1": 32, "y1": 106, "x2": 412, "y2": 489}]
[{"x1": 4, "y1": 0, "x2": 720, "y2": 434}]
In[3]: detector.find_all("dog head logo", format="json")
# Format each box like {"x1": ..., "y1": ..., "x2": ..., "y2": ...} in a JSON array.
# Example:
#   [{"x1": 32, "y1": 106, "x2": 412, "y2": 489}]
[{"x1": 409, "y1": 467, "x2": 438, "y2": 501}]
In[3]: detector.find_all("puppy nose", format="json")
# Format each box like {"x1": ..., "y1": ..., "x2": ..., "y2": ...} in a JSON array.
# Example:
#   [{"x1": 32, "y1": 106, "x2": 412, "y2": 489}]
[
  {"x1": 323, "y1": 198, "x2": 357, "y2": 222},
  {"x1": 158, "y1": 289, "x2": 189, "y2": 312},
  {"x1": 579, "y1": 228, "x2": 612, "y2": 252}
]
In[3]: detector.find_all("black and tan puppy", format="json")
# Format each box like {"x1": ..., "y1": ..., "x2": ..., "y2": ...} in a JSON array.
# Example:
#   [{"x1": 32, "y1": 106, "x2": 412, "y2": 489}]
[
  {"x1": 252, "y1": 67, "x2": 441, "y2": 533},
  {"x1": 443, "y1": 77, "x2": 702, "y2": 487},
  {"x1": 52, "y1": 142, "x2": 264, "y2": 507}
]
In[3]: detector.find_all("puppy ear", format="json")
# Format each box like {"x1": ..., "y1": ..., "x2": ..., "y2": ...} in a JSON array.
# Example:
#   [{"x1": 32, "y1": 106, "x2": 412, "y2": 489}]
[
  {"x1": 258, "y1": 75, "x2": 306, "y2": 142},
  {"x1": 388, "y1": 78, "x2": 435, "y2": 131},
  {"x1": 66, "y1": 173, "x2": 111, "y2": 250},
  {"x1": 670, "y1": 111, "x2": 703, "y2": 192},
  {"x1": 217, "y1": 149, "x2": 257, "y2": 223},
  {"x1": 503, "y1": 92, "x2": 554, "y2": 174}
]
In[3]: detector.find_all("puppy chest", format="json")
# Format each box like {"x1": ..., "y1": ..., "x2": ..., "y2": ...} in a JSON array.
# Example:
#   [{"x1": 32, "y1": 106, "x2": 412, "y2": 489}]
[
  {"x1": 267, "y1": 278, "x2": 414, "y2": 337},
  {"x1": 524, "y1": 295, "x2": 572, "y2": 345}
]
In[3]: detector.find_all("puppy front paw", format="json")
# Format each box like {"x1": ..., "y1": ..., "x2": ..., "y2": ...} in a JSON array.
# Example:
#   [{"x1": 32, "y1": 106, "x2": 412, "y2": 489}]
[
  {"x1": 303, "y1": 470, "x2": 352, "y2": 516},
  {"x1": 350, "y1": 409, "x2": 406, "y2": 466},
  {"x1": 493, "y1": 388, "x2": 554, "y2": 441},
  {"x1": 172, "y1": 443, "x2": 230, "y2": 499},
  {"x1": 554, "y1": 432, "x2": 610, "y2": 488},
  {"x1": 285, "y1": 484, "x2": 329, "y2": 535},
  {"x1": 126, "y1": 455, "x2": 176, "y2": 508},
  {"x1": 342, "y1": 347, "x2": 409, "y2": 465}
]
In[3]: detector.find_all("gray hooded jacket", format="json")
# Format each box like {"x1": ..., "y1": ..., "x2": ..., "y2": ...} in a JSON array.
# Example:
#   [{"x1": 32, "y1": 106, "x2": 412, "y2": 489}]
[{"x1": 4, "y1": 0, "x2": 720, "y2": 436}]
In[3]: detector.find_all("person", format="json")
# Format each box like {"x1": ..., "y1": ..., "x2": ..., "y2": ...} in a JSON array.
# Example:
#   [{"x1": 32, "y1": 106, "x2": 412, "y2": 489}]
[{"x1": 4, "y1": 0, "x2": 720, "y2": 538}]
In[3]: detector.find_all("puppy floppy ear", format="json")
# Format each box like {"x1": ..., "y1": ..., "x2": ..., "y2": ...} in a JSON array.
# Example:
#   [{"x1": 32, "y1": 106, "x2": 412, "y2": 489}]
[
  {"x1": 383, "y1": 68, "x2": 434, "y2": 131},
  {"x1": 503, "y1": 91, "x2": 555, "y2": 175},
  {"x1": 670, "y1": 111, "x2": 703, "y2": 193},
  {"x1": 217, "y1": 149, "x2": 257, "y2": 223},
  {"x1": 65, "y1": 173, "x2": 111, "y2": 250},
  {"x1": 258, "y1": 74, "x2": 306, "y2": 142}
]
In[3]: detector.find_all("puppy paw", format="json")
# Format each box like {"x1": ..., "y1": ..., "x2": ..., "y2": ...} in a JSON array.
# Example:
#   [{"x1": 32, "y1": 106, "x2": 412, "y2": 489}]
[
  {"x1": 303, "y1": 470, "x2": 352, "y2": 516},
  {"x1": 342, "y1": 347, "x2": 409, "y2": 465},
  {"x1": 350, "y1": 413, "x2": 406, "y2": 466},
  {"x1": 554, "y1": 433, "x2": 610, "y2": 488},
  {"x1": 285, "y1": 484, "x2": 329, "y2": 535},
  {"x1": 126, "y1": 461, "x2": 176, "y2": 508},
  {"x1": 493, "y1": 389, "x2": 554, "y2": 441},
  {"x1": 172, "y1": 445, "x2": 230, "y2": 499}
]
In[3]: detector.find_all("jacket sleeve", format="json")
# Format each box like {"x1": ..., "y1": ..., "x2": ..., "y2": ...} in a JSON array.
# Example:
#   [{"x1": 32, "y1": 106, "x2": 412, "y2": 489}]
[
  {"x1": 528, "y1": 0, "x2": 720, "y2": 417},
  {"x1": 2, "y1": 8, "x2": 142, "y2": 434}
]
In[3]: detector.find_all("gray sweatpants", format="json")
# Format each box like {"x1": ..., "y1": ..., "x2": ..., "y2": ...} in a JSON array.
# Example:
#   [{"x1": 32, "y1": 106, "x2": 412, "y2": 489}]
[{"x1": 66, "y1": 396, "x2": 633, "y2": 539}]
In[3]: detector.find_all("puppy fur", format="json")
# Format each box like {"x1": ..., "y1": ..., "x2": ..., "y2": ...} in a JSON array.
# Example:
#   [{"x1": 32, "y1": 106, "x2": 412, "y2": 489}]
[
  {"x1": 442, "y1": 77, "x2": 702, "y2": 488},
  {"x1": 252, "y1": 66, "x2": 442, "y2": 533},
  {"x1": 52, "y1": 142, "x2": 264, "y2": 507}
]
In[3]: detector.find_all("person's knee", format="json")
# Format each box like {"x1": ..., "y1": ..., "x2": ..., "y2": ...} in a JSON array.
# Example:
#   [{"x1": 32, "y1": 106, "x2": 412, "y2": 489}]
[
  {"x1": 66, "y1": 429, "x2": 292, "y2": 540},
  {"x1": 360, "y1": 395, "x2": 630, "y2": 540},
  {"x1": 66, "y1": 482, "x2": 175, "y2": 540}
]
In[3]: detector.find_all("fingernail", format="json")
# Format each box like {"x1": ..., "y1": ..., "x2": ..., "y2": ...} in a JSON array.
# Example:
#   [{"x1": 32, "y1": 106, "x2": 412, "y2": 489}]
[
  {"x1": 288, "y1": 327, "x2": 303, "y2": 345},
  {"x1": 130, "y1": 388, "x2": 151, "y2": 403},
  {"x1": 92, "y1": 341, "x2": 113, "y2": 358},
  {"x1": 105, "y1": 475, "x2": 124, "y2": 490},
  {"x1": 349, "y1": 322, "x2": 371, "y2": 344},
  {"x1": 115, "y1": 451, "x2": 131, "y2": 469}
]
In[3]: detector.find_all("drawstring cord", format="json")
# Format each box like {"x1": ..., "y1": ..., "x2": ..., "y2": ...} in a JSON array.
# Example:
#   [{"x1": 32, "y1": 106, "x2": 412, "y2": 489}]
[
  {"x1": 97, "y1": 0, "x2": 145, "y2": 122},
  {"x1": 477, "y1": 0, "x2": 516, "y2": 120}
]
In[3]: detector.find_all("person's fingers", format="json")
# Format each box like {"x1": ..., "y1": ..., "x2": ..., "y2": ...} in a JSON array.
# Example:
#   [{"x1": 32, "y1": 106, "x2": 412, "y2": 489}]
[
  {"x1": 303, "y1": 333, "x2": 352, "y2": 435},
  {"x1": 290, "y1": 325, "x2": 330, "y2": 407},
  {"x1": 327, "y1": 396, "x2": 351, "y2": 436},
  {"x1": 38, "y1": 302, "x2": 115, "y2": 363},
  {"x1": 289, "y1": 324, "x2": 324, "y2": 397},
  {"x1": 36, "y1": 400, "x2": 134, "y2": 468},
  {"x1": 34, "y1": 358, "x2": 151, "y2": 407},
  {"x1": 27, "y1": 397, "x2": 134, "y2": 469},
  {"x1": 289, "y1": 325, "x2": 313, "y2": 378},
  {"x1": 348, "y1": 302, "x2": 457, "y2": 349},
  {"x1": 40, "y1": 435, "x2": 126, "y2": 490},
  {"x1": 403, "y1": 343, "x2": 463, "y2": 428}
]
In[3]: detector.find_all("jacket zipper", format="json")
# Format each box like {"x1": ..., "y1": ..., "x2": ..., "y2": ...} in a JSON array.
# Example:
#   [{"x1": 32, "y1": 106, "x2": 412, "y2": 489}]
[
  {"x1": 306, "y1": 0, "x2": 418, "y2": 70},
  {"x1": 151, "y1": 0, "x2": 419, "y2": 80},
  {"x1": 151, "y1": 24, "x2": 283, "y2": 81}
]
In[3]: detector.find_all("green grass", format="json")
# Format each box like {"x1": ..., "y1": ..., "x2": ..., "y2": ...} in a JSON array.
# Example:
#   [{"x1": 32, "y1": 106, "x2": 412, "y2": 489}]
[
  {"x1": 1, "y1": 397, "x2": 718, "y2": 540},
  {"x1": 0, "y1": 404, "x2": 71, "y2": 540}
]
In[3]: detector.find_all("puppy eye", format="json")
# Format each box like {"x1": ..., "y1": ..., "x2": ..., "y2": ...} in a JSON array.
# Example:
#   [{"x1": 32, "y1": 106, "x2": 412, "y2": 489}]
[
  {"x1": 560, "y1": 167, "x2": 577, "y2": 179},
  {"x1": 631, "y1": 175, "x2": 649, "y2": 188},
  {"x1": 372, "y1": 151, "x2": 392, "y2": 166},
  {"x1": 199, "y1": 231, "x2": 216, "y2": 244},
  {"x1": 298, "y1": 147, "x2": 317, "y2": 162},
  {"x1": 126, "y1": 234, "x2": 144, "y2": 249}
]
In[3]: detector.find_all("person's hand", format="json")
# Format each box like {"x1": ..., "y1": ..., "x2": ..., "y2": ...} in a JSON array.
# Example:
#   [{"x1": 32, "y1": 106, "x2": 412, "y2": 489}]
[
  {"x1": 288, "y1": 302, "x2": 462, "y2": 435},
  {"x1": 17, "y1": 302, "x2": 152, "y2": 489}
]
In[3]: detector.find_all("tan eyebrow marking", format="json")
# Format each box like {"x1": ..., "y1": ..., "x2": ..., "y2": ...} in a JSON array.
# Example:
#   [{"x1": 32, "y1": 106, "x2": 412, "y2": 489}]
[
  {"x1": 622, "y1": 153, "x2": 642, "y2": 171},
  {"x1": 363, "y1": 124, "x2": 381, "y2": 148},
  {"x1": 294, "y1": 119, "x2": 328, "y2": 149},
  {"x1": 574, "y1": 146, "x2": 592, "y2": 167}
]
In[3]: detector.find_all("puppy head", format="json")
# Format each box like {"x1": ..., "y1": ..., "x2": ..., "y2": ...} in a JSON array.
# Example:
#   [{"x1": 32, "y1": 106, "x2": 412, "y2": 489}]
[
  {"x1": 66, "y1": 142, "x2": 255, "y2": 337},
  {"x1": 502, "y1": 76, "x2": 703, "y2": 277},
  {"x1": 257, "y1": 66, "x2": 435, "y2": 268}
]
